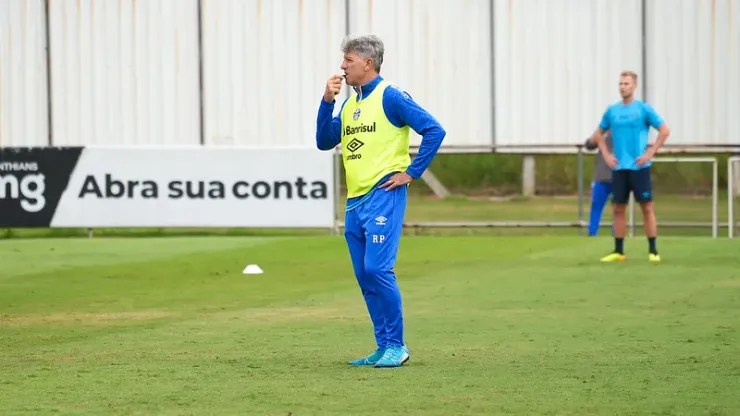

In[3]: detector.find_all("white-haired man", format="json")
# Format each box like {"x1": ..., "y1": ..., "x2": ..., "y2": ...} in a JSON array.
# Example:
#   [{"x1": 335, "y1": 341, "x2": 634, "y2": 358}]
[{"x1": 315, "y1": 34, "x2": 446, "y2": 368}]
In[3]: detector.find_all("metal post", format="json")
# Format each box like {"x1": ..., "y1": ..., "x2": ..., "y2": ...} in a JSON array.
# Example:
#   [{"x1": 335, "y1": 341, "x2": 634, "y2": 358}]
[
  {"x1": 197, "y1": 0, "x2": 205, "y2": 145},
  {"x1": 730, "y1": 159, "x2": 734, "y2": 238},
  {"x1": 489, "y1": 0, "x2": 496, "y2": 149},
  {"x1": 344, "y1": 0, "x2": 351, "y2": 103},
  {"x1": 641, "y1": 0, "x2": 648, "y2": 102},
  {"x1": 333, "y1": 149, "x2": 341, "y2": 236},
  {"x1": 333, "y1": 0, "x2": 351, "y2": 236},
  {"x1": 44, "y1": 0, "x2": 54, "y2": 146},
  {"x1": 712, "y1": 159, "x2": 718, "y2": 238},
  {"x1": 729, "y1": 156, "x2": 740, "y2": 238},
  {"x1": 577, "y1": 146, "x2": 584, "y2": 235},
  {"x1": 345, "y1": 0, "x2": 350, "y2": 36}
]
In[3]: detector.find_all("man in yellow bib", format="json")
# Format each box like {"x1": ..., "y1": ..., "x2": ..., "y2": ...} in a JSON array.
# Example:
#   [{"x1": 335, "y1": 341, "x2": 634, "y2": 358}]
[{"x1": 316, "y1": 34, "x2": 446, "y2": 368}]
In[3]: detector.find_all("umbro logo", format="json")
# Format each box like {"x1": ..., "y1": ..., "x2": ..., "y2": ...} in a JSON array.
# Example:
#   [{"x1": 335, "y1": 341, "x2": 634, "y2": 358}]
[
  {"x1": 375, "y1": 216, "x2": 387, "y2": 225},
  {"x1": 347, "y1": 138, "x2": 364, "y2": 153}
]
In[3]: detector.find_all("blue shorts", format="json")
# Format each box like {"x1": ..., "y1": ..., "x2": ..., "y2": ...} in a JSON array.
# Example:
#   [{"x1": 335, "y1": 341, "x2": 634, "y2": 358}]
[{"x1": 612, "y1": 167, "x2": 653, "y2": 204}]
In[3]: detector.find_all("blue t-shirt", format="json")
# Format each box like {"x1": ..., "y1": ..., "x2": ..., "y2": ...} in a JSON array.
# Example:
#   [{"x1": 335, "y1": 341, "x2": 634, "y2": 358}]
[{"x1": 598, "y1": 100, "x2": 664, "y2": 171}]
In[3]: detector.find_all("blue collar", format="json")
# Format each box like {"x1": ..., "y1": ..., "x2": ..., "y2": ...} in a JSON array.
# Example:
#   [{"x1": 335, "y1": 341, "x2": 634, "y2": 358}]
[{"x1": 353, "y1": 75, "x2": 383, "y2": 101}]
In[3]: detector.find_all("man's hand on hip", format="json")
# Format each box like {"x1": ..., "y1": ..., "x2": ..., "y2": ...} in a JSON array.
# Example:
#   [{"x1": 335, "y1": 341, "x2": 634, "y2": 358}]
[
  {"x1": 635, "y1": 149, "x2": 655, "y2": 167},
  {"x1": 379, "y1": 172, "x2": 414, "y2": 191},
  {"x1": 603, "y1": 152, "x2": 619, "y2": 169}
]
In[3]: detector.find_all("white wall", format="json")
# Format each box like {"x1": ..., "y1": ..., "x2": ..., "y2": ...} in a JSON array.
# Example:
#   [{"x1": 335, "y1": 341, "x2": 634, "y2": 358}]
[
  {"x1": 494, "y1": 0, "x2": 643, "y2": 148},
  {"x1": 0, "y1": 0, "x2": 49, "y2": 147},
  {"x1": 646, "y1": 0, "x2": 740, "y2": 146},
  {"x1": 349, "y1": 0, "x2": 494, "y2": 148},
  {"x1": 47, "y1": 0, "x2": 201, "y2": 146},
  {"x1": 201, "y1": 0, "x2": 346, "y2": 147},
  {"x1": 0, "y1": 0, "x2": 737, "y2": 149}
]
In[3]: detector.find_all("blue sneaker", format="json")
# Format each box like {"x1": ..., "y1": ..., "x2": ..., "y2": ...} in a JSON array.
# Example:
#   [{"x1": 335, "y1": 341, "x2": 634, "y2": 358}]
[
  {"x1": 348, "y1": 347, "x2": 387, "y2": 366},
  {"x1": 374, "y1": 345, "x2": 410, "y2": 368}
]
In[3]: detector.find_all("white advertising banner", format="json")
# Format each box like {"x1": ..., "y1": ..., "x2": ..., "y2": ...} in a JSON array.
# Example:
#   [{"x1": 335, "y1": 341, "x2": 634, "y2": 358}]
[{"x1": 0, "y1": 147, "x2": 336, "y2": 228}]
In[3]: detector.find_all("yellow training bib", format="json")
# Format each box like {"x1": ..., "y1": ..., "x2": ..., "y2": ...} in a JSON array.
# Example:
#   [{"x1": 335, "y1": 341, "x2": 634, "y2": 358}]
[{"x1": 340, "y1": 81, "x2": 411, "y2": 198}]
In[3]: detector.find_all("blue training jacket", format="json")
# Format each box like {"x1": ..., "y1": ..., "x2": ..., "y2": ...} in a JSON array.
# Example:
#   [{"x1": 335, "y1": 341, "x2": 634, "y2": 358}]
[{"x1": 315, "y1": 75, "x2": 446, "y2": 210}]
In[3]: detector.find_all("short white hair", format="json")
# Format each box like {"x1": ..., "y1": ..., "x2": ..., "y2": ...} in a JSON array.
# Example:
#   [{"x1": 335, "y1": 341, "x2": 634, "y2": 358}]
[{"x1": 341, "y1": 34, "x2": 384, "y2": 72}]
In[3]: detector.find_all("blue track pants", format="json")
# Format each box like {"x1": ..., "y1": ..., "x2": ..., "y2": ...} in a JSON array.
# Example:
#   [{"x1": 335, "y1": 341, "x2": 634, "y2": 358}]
[
  {"x1": 588, "y1": 181, "x2": 613, "y2": 236},
  {"x1": 344, "y1": 184, "x2": 407, "y2": 349}
]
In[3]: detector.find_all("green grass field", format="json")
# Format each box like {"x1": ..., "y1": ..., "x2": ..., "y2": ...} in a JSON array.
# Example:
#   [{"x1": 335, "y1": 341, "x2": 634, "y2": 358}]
[
  {"x1": 2, "y1": 195, "x2": 739, "y2": 414},
  {"x1": 2, "y1": 233, "x2": 740, "y2": 415}
]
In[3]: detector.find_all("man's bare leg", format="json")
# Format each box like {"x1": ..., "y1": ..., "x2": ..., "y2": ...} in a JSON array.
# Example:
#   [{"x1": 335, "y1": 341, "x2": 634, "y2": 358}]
[
  {"x1": 613, "y1": 203, "x2": 627, "y2": 240},
  {"x1": 601, "y1": 170, "x2": 628, "y2": 262},
  {"x1": 599, "y1": 202, "x2": 628, "y2": 261},
  {"x1": 612, "y1": 203, "x2": 627, "y2": 254},
  {"x1": 640, "y1": 201, "x2": 658, "y2": 254}
]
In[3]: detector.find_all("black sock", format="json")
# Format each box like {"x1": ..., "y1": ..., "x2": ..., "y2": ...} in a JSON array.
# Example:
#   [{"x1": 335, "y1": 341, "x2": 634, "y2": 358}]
[
  {"x1": 615, "y1": 238, "x2": 624, "y2": 254},
  {"x1": 648, "y1": 237, "x2": 657, "y2": 254}
]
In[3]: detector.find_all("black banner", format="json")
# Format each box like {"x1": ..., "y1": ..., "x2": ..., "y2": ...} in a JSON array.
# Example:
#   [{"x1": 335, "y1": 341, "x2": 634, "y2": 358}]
[{"x1": 0, "y1": 147, "x2": 84, "y2": 227}]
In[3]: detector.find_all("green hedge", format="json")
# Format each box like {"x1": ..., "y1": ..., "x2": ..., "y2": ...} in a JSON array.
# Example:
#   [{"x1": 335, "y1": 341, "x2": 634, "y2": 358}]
[{"x1": 337, "y1": 152, "x2": 734, "y2": 196}]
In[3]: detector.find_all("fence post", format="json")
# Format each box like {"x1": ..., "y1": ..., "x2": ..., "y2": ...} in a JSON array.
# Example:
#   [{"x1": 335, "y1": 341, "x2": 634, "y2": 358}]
[
  {"x1": 577, "y1": 146, "x2": 584, "y2": 235},
  {"x1": 522, "y1": 155, "x2": 536, "y2": 196}
]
